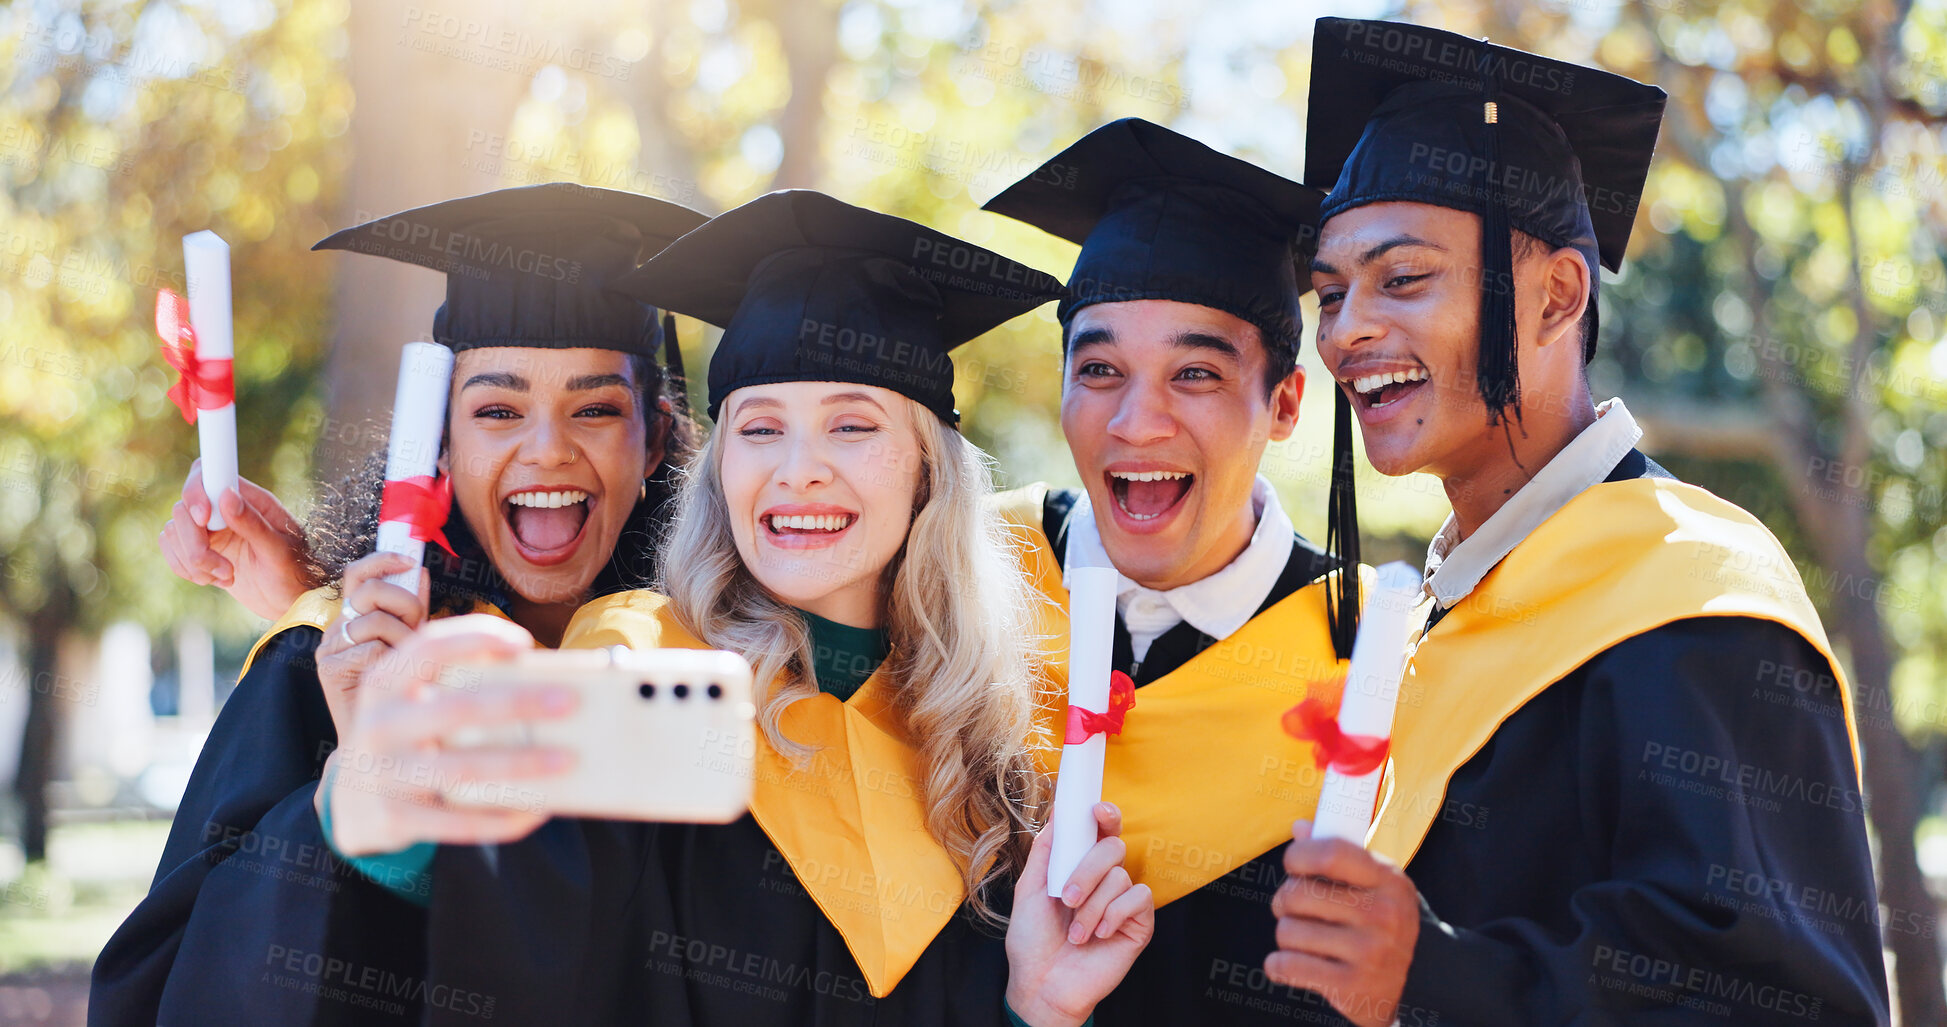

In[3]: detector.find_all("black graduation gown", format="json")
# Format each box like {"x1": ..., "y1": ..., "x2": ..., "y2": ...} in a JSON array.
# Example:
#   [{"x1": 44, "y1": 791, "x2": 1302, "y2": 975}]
[
  {"x1": 1385, "y1": 452, "x2": 1889, "y2": 1026},
  {"x1": 1039, "y1": 489, "x2": 1352, "y2": 1026},
  {"x1": 415, "y1": 814, "x2": 1012, "y2": 1026},
  {"x1": 88, "y1": 625, "x2": 429, "y2": 1026}
]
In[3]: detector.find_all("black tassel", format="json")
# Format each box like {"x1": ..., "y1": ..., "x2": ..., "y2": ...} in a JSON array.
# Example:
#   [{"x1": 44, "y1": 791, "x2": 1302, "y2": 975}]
[
  {"x1": 1476, "y1": 90, "x2": 1522, "y2": 427},
  {"x1": 1324, "y1": 387, "x2": 1362, "y2": 662},
  {"x1": 1582, "y1": 294, "x2": 1600, "y2": 364},
  {"x1": 660, "y1": 311, "x2": 690, "y2": 416}
]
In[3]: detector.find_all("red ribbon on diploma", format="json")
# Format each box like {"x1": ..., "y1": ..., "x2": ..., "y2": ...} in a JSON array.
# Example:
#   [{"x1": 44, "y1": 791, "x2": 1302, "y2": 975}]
[
  {"x1": 379, "y1": 474, "x2": 458, "y2": 558},
  {"x1": 1064, "y1": 670, "x2": 1136, "y2": 745},
  {"x1": 156, "y1": 289, "x2": 234, "y2": 424},
  {"x1": 1282, "y1": 696, "x2": 1390, "y2": 776}
]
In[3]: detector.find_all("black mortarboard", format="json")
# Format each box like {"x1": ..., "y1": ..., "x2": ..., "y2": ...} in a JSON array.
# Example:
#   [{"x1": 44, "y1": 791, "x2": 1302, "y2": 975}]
[
  {"x1": 612, "y1": 189, "x2": 1065, "y2": 426},
  {"x1": 313, "y1": 183, "x2": 709, "y2": 369},
  {"x1": 1305, "y1": 17, "x2": 1666, "y2": 420},
  {"x1": 981, "y1": 118, "x2": 1323, "y2": 360}
]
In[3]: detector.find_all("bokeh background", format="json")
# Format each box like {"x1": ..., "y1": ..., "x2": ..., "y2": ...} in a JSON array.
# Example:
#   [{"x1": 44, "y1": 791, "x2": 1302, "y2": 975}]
[{"x1": 2, "y1": 0, "x2": 1943, "y2": 1022}]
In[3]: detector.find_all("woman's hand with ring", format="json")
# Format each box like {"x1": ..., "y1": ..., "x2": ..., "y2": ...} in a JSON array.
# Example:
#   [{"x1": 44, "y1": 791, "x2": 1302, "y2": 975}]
[{"x1": 318, "y1": 552, "x2": 429, "y2": 735}]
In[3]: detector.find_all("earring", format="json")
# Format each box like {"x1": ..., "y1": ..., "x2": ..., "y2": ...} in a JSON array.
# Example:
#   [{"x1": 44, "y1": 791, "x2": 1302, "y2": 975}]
[{"x1": 639, "y1": 479, "x2": 649, "y2": 503}]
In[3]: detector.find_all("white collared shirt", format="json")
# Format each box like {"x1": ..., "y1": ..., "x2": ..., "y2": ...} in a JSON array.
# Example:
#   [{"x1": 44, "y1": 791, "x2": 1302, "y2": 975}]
[
  {"x1": 1423, "y1": 397, "x2": 1643, "y2": 608},
  {"x1": 1064, "y1": 475, "x2": 1297, "y2": 664}
]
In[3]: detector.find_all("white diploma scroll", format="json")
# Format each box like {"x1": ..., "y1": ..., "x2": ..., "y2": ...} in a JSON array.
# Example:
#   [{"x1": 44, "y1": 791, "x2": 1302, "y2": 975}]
[
  {"x1": 376, "y1": 342, "x2": 455, "y2": 591},
  {"x1": 183, "y1": 231, "x2": 237, "y2": 530},
  {"x1": 1048, "y1": 565, "x2": 1118, "y2": 898},
  {"x1": 1310, "y1": 561, "x2": 1424, "y2": 845}
]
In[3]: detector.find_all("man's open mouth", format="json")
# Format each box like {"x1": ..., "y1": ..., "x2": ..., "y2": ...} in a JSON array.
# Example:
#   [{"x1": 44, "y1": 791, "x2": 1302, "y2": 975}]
[
  {"x1": 1107, "y1": 469, "x2": 1193, "y2": 522},
  {"x1": 1348, "y1": 368, "x2": 1430, "y2": 409},
  {"x1": 505, "y1": 488, "x2": 591, "y2": 555}
]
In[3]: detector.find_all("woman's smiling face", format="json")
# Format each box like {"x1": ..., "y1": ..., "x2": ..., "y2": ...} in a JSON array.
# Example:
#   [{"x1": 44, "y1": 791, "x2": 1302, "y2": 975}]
[
  {"x1": 444, "y1": 346, "x2": 660, "y2": 605},
  {"x1": 717, "y1": 381, "x2": 924, "y2": 627}
]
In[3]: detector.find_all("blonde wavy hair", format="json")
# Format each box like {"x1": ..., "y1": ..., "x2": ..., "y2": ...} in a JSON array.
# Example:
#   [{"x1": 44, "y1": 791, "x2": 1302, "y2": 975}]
[{"x1": 658, "y1": 395, "x2": 1048, "y2": 924}]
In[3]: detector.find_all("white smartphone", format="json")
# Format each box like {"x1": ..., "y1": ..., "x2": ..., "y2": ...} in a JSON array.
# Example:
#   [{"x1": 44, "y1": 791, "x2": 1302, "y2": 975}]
[{"x1": 436, "y1": 646, "x2": 757, "y2": 823}]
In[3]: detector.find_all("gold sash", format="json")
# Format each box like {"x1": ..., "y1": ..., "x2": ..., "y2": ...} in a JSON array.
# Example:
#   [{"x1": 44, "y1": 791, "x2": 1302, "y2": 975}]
[
  {"x1": 562, "y1": 592, "x2": 963, "y2": 1000},
  {"x1": 1368, "y1": 477, "x2": 1863, "y2": 866},
  {"x1": 994, "y1": 485, "x2": 1354, "y2": 907}
]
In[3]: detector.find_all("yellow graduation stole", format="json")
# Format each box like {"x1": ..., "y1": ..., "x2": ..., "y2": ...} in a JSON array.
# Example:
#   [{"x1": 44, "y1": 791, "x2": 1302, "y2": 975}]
[
  {"x1": 239, "y1": 588, "x2": 346, "y2": 677},
  {"x1": 1368, "y1": 477, "x2": 1864, "y2": 867},
  {"x1": 994, "y1": 485, "x2": 1353, "y2": 908},
  {"x1": 238, "y1": 587, "x2": 510, "y2": 677},
  {"x1": 561, "y1": 591, "x2": 964, "y2": 1000}
]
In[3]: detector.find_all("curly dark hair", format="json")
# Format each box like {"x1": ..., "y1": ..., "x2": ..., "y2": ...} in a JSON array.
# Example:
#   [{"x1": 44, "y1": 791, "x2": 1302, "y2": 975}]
[{"x1": 305, "y1": 352, "x2": 697, "y2": 615}]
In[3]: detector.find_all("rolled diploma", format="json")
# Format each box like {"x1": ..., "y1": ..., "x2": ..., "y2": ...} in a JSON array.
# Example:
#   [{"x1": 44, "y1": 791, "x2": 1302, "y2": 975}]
[
  {"x1": 1310, "y1": 561, "x2": 1423, "y2": 844},
  {"x1": 376, "y1": 342, "x2": 455, "y2": 591},
  {"x1": 183, "y1": 231, "x2": 237, "y2": 530},
  {"x1": 1048, "y1": 565, "x2": 1117, "y2": 897}
]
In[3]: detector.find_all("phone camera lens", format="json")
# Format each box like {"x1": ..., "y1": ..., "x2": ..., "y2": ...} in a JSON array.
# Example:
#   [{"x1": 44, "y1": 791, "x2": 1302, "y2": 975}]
[
  {"x1": 707, "y1": 683, "x2": 723, "y2": 700},
  {"x1": 673, "y1": 683, "x2": 691, "y2": 699},
  {"x1": 638, "y1": 683, "x2": 656, "y2": 699}
]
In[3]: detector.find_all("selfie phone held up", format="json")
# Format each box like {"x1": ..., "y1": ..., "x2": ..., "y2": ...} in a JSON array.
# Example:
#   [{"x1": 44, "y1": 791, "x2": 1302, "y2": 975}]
[{"x1": 437, "y1": 647, "x2": 756, "y2": 822}]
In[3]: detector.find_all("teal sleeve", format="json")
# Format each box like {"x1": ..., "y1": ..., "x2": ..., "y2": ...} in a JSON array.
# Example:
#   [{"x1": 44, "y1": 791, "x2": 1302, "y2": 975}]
[
  {"x1": 317, "y1": 763, "x2": 435, "y2": 907},
  {"x1": 1004, "y1": 999, "x2": 1094, "y2": 1027}
]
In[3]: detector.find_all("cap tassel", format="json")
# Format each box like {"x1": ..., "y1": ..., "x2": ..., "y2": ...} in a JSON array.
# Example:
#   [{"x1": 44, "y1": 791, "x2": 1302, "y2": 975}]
[
  {"x1": 1324, "y1": 387, "x2": 1362, "y2": 662},
  {"x1": 1582, "y1": 293, "x2": 1601, "y2": 364},
  {"x1": 1477, "y1": 91, "x2": 1522, "y2": 427}
]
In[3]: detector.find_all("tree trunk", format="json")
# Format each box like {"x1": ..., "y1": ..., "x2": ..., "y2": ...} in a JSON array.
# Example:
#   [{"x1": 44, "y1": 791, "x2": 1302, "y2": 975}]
[
  {"x1": 319, "y1": 0, "x2": 533, "y2": 480},
  {"x1": 1726, "y1": 184, "x2": 1944, "y2": 1025},
  {"x1": 1840, "y1": 575, "x2": 1943, "y2": 1024},
  {"x1": 13, "y1": 578, "x2": 75, "y2": 863},
  {"x1": 769, "y1": 0, "x2": 839, "y2": 190}
]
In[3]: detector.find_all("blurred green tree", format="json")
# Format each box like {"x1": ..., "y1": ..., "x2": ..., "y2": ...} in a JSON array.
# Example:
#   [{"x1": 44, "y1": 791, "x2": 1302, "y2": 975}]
[{"x1": 0, "y1": 0, "x2": 349, "y2": 861}]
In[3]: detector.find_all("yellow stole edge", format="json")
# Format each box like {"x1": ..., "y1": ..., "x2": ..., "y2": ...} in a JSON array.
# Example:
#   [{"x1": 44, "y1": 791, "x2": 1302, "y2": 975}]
[
  {"x1": 562, "y1": 591, "x2": 965, "y2": 1000},
  {"x1": 237, "y1": 588, "x2": 344, "y2": 679},
  {"x1": 992, "y1": 485, "x2": 1360, "y2": 907},
  {"x1": 238, "y1": 588, "x2": 510, "y2": 680},
  {"x1": 1371, "y1": 477, "x2": 1864, "y2": 868}
]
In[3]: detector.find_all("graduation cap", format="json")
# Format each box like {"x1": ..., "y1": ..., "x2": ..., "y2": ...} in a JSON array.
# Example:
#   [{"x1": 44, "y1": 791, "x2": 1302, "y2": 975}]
[
  {"x1": 981, "y1": 118, "x2": 1323, "y2": 364},
  {"x1": 611, "y1": 189, "x2": 1065, "y2": 426},
  {"x1": 1305, "y1": 17, "x2": 1667, "y2": 422},
  {"x1": 313, "y1": 183, "x2": 709, "y2": 374}
]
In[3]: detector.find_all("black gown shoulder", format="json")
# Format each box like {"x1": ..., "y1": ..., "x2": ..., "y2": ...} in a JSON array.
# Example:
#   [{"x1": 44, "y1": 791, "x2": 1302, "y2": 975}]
[
  {"x1": 418, "y1": 813, "x2": 1012, "y2": 1025},
  {"x1": 89, "y1": 624, "x2": 430, "y2": 1026},
  {"x1": 1400, "y1": 616, "x2": 1888, "y2": 1026}
]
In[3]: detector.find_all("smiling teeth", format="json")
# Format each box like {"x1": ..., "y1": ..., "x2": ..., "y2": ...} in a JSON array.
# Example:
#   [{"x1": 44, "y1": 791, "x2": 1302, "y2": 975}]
[
  {"x1": 1349, "y1": 369, "x2": 1429, "y2": 394},
  {"x1": 1108, "y1": 470, "x2": 1190, "y2": 482},
  {"x1": 507, "y1": 489, "x2": 589, "y2": 509},
  {"x1": 769, "y1": 514, "x2": 853, "y2": 531}
]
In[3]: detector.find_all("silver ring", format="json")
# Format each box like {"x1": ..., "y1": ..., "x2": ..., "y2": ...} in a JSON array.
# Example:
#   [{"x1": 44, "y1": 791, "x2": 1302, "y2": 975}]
[{"x1": 337, "y1": 600, "x2": 359, "y2": 647}]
